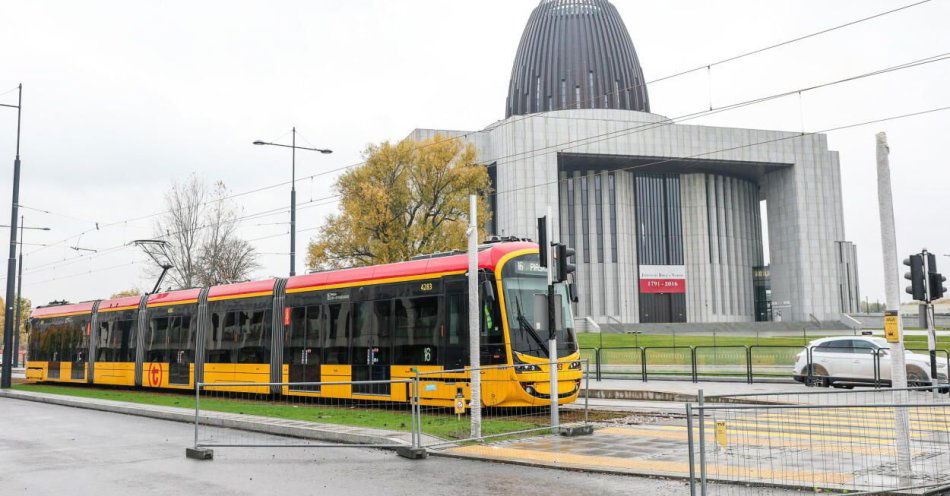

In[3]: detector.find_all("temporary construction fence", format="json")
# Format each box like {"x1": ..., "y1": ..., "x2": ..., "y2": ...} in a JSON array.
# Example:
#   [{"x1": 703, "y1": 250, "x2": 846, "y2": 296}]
[
  {"x1": 580, "y1": 345, "x2": 950, "y2": 385},
  {"x1": 189, "y1": 379, "x2": 415, "y2": 456},
  {"x1": 187, "y1": 360, "x2": 591, "y2": 458},
  {"x1": 411, "y1": 361, "x2": 591, "y2": 449},
  {"x1": 687, "y1": 386, "x2": 950, "y2": 495}
]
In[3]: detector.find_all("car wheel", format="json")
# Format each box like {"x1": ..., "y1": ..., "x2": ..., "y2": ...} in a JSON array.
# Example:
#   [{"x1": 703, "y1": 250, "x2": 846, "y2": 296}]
[
  {"x1": 907, "y1": 368, "x2": 930, "y2": 388},
  {"x1": 805, "y1": 366, "x2": 829, "y2": 387}
]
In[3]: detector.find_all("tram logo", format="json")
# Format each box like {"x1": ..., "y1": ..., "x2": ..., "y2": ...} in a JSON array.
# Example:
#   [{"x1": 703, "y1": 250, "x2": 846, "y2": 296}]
[{"x1": 148, "y1": 362, "x2": 163, "y2": 387}]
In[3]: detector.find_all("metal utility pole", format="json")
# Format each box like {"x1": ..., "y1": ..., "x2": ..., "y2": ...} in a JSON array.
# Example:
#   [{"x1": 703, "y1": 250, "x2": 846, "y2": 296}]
[
  {"x1": 1, "y1": 84, "x2": 22, "y2": 389},
  {"x1": 545, "y1": 206, "x2": 558, "y2": 431},
  {"x1": 0, "y1": 218, "x2": 49, "y2": 369},
  {"x1": 467, "y1": 194, "x2": 481, "y2": 438},
  {"x1": 922, "y1": 250, "x2": 938, "y2": 380},
  {"x1": 875, "y1": 132, "x2": 912, "y2": 477},
  {"x1": 13, "y1": 218, "x2": 24, "y2": 368},
  {"x1": 253, "y1": 129, "x2": 332, "y2": 277}
]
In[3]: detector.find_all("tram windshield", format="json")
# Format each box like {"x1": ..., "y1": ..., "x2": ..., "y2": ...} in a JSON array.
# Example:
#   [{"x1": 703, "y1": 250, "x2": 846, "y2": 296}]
[{"x1": 501, "y1": 254, "x2": 577, "y2": 359}]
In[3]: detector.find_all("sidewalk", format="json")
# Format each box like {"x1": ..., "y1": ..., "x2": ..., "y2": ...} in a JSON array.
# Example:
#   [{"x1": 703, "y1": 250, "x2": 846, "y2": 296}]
[{"x1": 0, "y1": 388, "x2": 416, "y2": 446}]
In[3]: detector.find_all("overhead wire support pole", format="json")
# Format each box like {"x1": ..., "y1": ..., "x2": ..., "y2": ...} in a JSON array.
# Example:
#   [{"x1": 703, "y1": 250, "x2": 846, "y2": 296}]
[
  {"x1": 1, "y1": 83, "x2": 22, "y2": 389},
  {"x1": 290, "y1": 126, "x2": 296, "y2": 277},
  {"x1": 253, "y1": 129, "x2": 332, "y2": 278},
  {"x1": 546, "y1": 205, "x2": 558, "y2": 432},
  {"x1": 13, "y1": 217, "x2": 24, "y2": 368},
  {"x1": 467, "y1": 194, "x2": 481, "y2": 439},
  {"x1": 875, "y1": 132, "x2": 913, "y2": 479}
]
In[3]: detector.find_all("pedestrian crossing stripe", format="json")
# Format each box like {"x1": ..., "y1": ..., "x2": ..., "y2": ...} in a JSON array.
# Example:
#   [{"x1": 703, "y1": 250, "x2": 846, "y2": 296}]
[
  {"x1": 749, "y1": 412, "x2": 950, "y2": 430},
  {"x1": 447, "y1": 444, "x2": 852, "y2": 484},
  {"x1": 597, "y1": 427, "x2": 913, "y2": 456}
]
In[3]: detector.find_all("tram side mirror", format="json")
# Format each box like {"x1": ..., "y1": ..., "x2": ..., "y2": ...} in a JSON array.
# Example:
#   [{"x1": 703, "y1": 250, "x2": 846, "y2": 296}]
[
  {"x1": 481, "y1": 280, "x2": 495, "y2": 302},
  {"x1": 568, "y1": 283, "x2": 579, "y2": 303}
]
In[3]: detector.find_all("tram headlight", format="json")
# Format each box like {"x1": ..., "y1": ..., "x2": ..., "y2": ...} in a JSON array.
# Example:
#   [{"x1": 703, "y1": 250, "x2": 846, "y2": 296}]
[
  {"x1": 568, "y1": 361, "x2": 581, "y2": 370},
  {"x1": 518, "y1": 364, "x2": 542, "y2": 373}
]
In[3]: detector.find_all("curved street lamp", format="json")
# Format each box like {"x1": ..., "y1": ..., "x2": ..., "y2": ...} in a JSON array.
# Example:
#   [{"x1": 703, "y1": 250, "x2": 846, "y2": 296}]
[{"x1": 253, "y1": 127, "x2": 332, "y2": 276}]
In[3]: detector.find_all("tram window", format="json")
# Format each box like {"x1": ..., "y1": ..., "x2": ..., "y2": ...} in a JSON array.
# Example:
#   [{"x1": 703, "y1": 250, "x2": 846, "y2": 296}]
[
  {"x1": 393, "y1": 296, "x2": 439, "y2": 365},
  {"x1": 178, "y1": 316, "x2": 195, "y2": 362},
  {"x1": 148, "y1": 317, "x2": 169, "y2": 362},
  {"x1": 116, "y1": 319, "x2": 135, "y2": 362},
  {"x1": 285, "y1": 307, "x2": 308, "y2": 364},
  {"x1": 237, "y1": 310, "x2": 270, "y2": 363},
  {"x1": 323, "y1": 303, "x2": 350, "y2": 364},
  {"x1": 97, "y1": 321, "x2": 113, "y2": 362},
  {"x1": 444, "y1": 295, "x2": 469, "y2": 369},
  {"x1": 305, "y1": 305, "x2": 321, "y2": 349},
  {"x1": 206, "y1": 313, "x2": 227, "y2": 364}
]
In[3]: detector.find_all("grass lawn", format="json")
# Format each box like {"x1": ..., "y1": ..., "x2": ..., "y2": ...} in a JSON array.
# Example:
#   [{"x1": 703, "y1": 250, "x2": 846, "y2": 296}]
[{"x1": 11, "y1": 383, "x2": 547, "y2": 441}]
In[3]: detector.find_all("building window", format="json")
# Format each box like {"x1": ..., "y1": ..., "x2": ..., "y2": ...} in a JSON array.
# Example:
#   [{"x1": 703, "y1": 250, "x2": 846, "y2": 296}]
[
  {"x1": 567, "y1": 176, "x2": 576, "y2": 252},
  {"x1": 588, "y1": 71, "x2": 595, "y2": 108},
  {"x1": 608, "y1": 173, "x2": 617, "y2": 263},
  {"x1": 581, "y1": 176, "x2": 590, "y2": 263},
  {"x1": 614, "y1": 80, "x2": 621, "y2": 108},
  {"x1": 595, "y1": 174, "x2": 604, "y2": 263},
  {"x1": 560, "y1": 79, "x2": 566, "y2": 110},
  {"x1": 535, "y1": 76, "x2": 541, "y2": 112}
]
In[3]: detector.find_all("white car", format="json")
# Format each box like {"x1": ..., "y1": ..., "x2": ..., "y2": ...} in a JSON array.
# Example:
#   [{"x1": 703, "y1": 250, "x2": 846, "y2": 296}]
[{"x1": 792, "y1": 336, "x2": 948, "y2": 388}]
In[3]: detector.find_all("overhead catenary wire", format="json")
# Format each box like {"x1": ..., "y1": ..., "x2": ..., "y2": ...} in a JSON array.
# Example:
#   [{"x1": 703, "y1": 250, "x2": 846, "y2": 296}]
[
  {"x1": 14, "y1": 52, "x2": 950, "y2": 282},
  {"x1": 9, "y1": 103, "x2": 948, "y2": 290},
  {"x1": 18, "y1": 0, "x2": 932, "y2": 258}
]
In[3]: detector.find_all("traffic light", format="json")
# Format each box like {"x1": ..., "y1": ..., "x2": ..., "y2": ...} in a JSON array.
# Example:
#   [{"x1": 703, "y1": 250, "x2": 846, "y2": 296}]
[
  {"x1": 904, "y1": 254, "x2": 926, "y2": 301},
  {"x1": 554, "y1": 243, "x2": 576, "y2": 283},
  {"x1": 931, "y1": 272, "x2": 947, "y2": 300}
]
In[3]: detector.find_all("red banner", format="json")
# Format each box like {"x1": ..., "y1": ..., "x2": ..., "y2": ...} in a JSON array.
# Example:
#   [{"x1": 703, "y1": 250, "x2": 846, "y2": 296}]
[{"x1": 639, "y1": 278, "x2": 686, "y2": 293}]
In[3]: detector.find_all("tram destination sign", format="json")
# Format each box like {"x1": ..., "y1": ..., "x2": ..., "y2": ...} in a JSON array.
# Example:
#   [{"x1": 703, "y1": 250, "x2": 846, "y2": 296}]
[{"x1": 639, "y1": 265, "x2": 687, "y2": 294}]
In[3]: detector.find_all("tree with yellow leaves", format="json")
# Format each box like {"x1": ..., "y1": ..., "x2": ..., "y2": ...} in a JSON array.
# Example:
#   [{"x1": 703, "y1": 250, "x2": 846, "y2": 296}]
[{"x1": 306, "y1": 136, "x2": 491, "y2": 270}]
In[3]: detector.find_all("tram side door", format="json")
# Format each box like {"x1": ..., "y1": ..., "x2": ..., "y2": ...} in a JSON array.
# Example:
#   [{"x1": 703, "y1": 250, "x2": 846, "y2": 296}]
[
  {"x1": 352, "y1": 300, "x2": 392, "y2": 396},
  {"x1": 289, "y1": 305, "x2": 322, "y2": 392},
  {"x1": 72, "y1": 319, "x2": 89, "y2": 380}
]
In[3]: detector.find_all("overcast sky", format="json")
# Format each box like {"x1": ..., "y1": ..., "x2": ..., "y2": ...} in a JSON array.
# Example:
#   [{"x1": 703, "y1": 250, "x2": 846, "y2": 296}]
[{"x1": 0, "y1": 0, "x2": 947, "y2": 308}]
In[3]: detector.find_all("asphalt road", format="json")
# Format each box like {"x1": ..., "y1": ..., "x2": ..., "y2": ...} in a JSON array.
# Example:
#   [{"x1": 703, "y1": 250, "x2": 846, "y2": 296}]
[{"x1": 0, "y1": 398, "x2": 698, "y2": 496}]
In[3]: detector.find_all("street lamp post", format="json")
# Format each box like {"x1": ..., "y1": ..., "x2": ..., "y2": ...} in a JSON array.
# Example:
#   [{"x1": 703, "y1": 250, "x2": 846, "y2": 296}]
[
  {"x1": 0, "y1": 218, "x2": 51, "y2": 368},
  {"x1": 0, "y1": 84, "x2": 22, "y2": 388},
  {"x1": 253, "y1": 128, "x2": 332, "y2": 276}
]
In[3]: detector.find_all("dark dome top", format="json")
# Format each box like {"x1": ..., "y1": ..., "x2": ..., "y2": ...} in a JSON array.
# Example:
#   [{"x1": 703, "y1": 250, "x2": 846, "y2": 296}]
[{"x1": 505, "y1": 0, "x2": 650, "y2": 118}]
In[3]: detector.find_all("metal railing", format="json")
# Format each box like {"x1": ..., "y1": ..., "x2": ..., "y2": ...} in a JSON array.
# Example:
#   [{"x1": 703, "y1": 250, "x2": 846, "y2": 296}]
[
  {"x1": 411, "y1": 360, "x2": 591, "y2": 449},
  {"x1": 687, "y1": 387, "x2": 950, "y2": 494},
  {"x1": 188, "y1": 360, "x2": 592, "y2": 457},
  {"x1": 582, "y1": 344, "x2": 950, "y2": 386}
]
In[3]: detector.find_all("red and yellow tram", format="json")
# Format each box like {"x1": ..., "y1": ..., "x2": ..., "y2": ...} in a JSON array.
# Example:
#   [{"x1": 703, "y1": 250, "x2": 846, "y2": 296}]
[{"x1": 25, "y1": 241, "x2": 582, "y2": 407}]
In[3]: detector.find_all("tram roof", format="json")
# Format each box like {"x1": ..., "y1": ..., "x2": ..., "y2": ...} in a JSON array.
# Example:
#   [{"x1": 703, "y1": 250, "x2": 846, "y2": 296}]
[
  {"x1": 207, "y1": 279, "x2": 276, "y2": 301},
  {"x1": 98, "y1": 295, "x2": 143, "y2": 312},
  {"x1": 32, "y1": 301, "x2": 96, "y2": 319},
  {"x1": 147, "y1": 288, "x2": 202, "y2": 307},
  {"x1": 285, "y1": 242, "x2": 537, "y2": 292}
]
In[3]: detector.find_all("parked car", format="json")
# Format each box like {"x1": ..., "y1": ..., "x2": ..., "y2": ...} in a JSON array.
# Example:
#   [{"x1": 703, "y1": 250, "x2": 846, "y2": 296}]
[{"x1": 792, "y1": 336, "x2": 948, "y2": 388}]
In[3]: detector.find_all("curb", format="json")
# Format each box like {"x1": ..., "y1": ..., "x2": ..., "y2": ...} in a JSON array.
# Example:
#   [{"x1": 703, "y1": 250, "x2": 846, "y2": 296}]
[{"x1": 0, "y1": 389, "x2": 410, "y2": 448}]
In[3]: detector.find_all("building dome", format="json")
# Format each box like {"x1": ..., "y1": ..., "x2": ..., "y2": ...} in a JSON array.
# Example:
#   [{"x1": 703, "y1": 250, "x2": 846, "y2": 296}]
[{"x1": 505, "y1": 0, "x2": 650, "y2": 118}]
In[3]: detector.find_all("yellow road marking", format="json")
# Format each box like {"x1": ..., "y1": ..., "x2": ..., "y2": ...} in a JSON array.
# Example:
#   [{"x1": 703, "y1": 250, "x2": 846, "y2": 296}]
[
  {"x1": 447, "y1": 445, "x2": 852, "y2": 484},
  {"x1": 597, "y1": 427, "x2": 921, "y2": 455},
  {"x1": 653, "y1": 425, "x2": 928, "y2": 444}
]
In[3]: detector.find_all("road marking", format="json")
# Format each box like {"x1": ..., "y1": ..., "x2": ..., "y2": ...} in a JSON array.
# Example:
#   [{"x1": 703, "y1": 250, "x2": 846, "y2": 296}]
[
  {"x1": 447, "y1": 445, "x2": 852, "y2": 484},
  {"x1": 597, "y1": 427, "x2": 927, "y2": 455}
]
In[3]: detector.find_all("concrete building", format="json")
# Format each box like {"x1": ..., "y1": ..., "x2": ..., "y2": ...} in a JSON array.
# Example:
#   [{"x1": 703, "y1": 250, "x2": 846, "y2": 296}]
[{"x1": 410, "y1": 0, "x2": 860, "y2": 325}]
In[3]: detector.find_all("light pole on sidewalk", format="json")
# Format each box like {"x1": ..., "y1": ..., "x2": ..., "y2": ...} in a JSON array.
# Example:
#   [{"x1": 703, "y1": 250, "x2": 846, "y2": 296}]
[
  {"x1": 253, "y1": 128, "x2": 332, "y2": 277},
  {"x1": 0, "y1": 218, "x2": 51, "y2": 368},
  {"x1": 0, "y1": 84, "x2": 22, "y2": 388}
]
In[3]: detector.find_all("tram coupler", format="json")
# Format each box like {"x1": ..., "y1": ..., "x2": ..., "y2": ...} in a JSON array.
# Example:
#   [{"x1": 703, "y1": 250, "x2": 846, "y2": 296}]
[
  {"x1": 558, "y1": 425, "x2": 594, "y2": 437},
  {"x1": 185, "y1": 447, "x2": 214, "y2": 460},
  {"x1": 396, "y1": 446, "x2": 428, "y2": 460}
]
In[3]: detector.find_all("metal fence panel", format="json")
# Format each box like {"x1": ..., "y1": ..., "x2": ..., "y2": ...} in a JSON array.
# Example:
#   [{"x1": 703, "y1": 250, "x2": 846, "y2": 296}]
[
  {"x1": 689, "y1": 398, "x2": 950, "y2": 494},
  {"x1": 694, "y1": 346, "x2": 748, "y2": 382},
  {"x1": 414, "y1": 361, "x2": 590, "y2": 448},
  {"x1": 599, "y1": 347, "x2": 644, "y2": 380},
  {"x1": 644, "y1": 346, "x2": 693, "y2": 381},
  {"x1": 193, "y1": 380, "x2": 414, "y2": 450}
]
